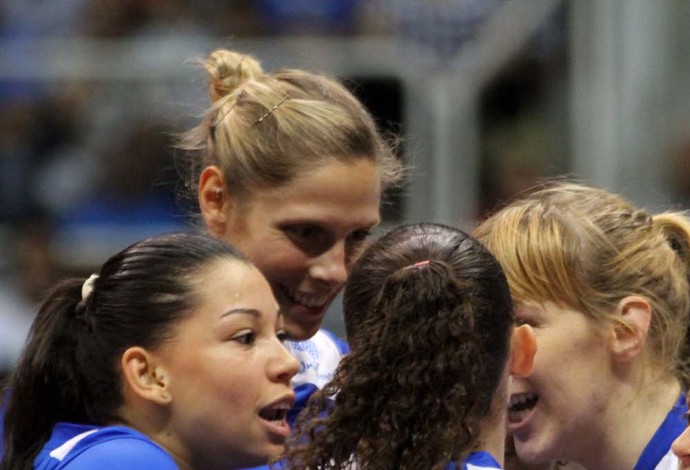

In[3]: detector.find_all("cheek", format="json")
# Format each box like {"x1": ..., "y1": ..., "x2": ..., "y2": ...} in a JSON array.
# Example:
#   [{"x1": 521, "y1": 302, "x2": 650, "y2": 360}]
[
  {"x1": 181, "y1": 359, "x2": 255, "y2": 407},
  {"x1": 250, "y1": 248, "x2": 310, "y2": 283},
  {"x1": 534, "y1": 328, "x2": 609, "y2": 392}
]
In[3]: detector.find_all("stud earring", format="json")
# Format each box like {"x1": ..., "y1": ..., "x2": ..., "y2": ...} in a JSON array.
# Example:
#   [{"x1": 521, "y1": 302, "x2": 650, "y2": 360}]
[{"x1": 214, "y1": 187, "x2": 222, "y2": 199}]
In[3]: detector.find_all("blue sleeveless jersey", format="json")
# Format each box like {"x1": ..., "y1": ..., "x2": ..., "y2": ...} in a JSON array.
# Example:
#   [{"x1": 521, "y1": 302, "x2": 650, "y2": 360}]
[
  {"x1": 34, "y1": 422, "x2": 177, "y2": 469},
  {"x1": 633, "y1": 393, "x2": 687, "y2": 470}
]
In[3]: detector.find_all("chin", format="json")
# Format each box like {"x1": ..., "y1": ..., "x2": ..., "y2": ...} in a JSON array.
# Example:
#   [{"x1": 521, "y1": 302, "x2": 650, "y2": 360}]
[{"x1": 286, "y1": 323, "x2": 321, "y2": 341}]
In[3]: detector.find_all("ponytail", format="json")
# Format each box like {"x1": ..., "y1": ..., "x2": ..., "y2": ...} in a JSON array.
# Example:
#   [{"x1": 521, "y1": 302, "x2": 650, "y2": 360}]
[
  {"x1": 2, "y1": 232, "x2": 245, "y2": 470},
  {"x1": 288, "y1": 223, "x2": 514, "y2": 470},
  {"x1": 653, "y1": 211, "x2": 690, "y2": 385},
  {"x1": 2, "y1": 279, "x2": 90, "y2": 470}
]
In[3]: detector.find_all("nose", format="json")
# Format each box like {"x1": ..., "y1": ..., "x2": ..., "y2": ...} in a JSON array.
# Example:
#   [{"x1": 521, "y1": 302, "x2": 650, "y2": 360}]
[
  {"x1": 270, "y1": 339, "x2": 300, "y2": 384},
  {"x1": 308, "y1": 241, "x2": 348, "y2": 287},
  {"x1": 672, "y1": 427, "x2": 690, "y2": 464}
]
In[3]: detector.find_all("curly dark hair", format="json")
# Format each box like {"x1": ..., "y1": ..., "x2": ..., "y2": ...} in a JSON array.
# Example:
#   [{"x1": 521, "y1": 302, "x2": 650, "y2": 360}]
[{"x1": 285, "y1": 223, "x2": 514, "y2": 469}]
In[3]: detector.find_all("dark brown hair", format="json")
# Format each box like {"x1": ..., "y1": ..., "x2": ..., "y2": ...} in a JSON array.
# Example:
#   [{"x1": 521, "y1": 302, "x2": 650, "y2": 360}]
[
  {"x1": 286, "y1": 223, "x2": 514, "y2": 469},
  {"x1": 1, "y1": 232, "x2": 248, "y2": 470}
]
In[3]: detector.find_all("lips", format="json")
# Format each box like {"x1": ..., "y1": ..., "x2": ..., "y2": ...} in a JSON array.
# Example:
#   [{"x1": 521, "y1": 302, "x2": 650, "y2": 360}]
[
  {"x1": 508, "y1": 391, "x2": 539, "y2": 425},
  {"x1": 279, "y1": 285, "x2": 333, "y2": 310},
  {"x1": 258, "y1": 394, "x2": 295, "y2": 438}
]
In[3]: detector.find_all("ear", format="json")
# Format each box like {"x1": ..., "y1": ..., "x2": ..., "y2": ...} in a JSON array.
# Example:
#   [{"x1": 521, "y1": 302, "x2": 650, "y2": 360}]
[
  {"x1": 609, "y1": 295, "x2": 651, "y2": 362},
  {"x1": 198, "y1": 165, "x2": 228, "y2": 237},
  {"x1": 509, "y1": 324, "x2": 536, "y2": 378},
  {"x1": 121, "y1": 347, "x2": 172, "y2": 406}
]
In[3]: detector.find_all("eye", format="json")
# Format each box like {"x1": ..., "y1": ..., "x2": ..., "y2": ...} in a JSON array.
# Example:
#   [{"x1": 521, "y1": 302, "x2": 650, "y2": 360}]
[
  {"x1": 232, "y1": 330, "x2": 256, "y2": 345},
  {"x1": 350, "y1": 229, "x2": 371, "y2": 242},
  {"x1": 276, "y1": 329, "x2": 290, "y2": 343},
  {"x1": 345, "y1": 229, "x2": 372, "y2": 260},
  {"x1": 286, "y1": 225, "x2": 317, "y2": 240},
  {"x1": 283, "y1": 225, "x2": 331, "y2": 255},
  {"x1": 515, "y1": 317, "x2": 536, "y2": 327}
]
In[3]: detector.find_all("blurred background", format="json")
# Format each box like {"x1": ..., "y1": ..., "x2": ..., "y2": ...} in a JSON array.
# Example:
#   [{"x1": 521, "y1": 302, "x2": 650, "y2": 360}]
[{"x1": 2, "y1": 0, "x2": 690, "y2": 377}]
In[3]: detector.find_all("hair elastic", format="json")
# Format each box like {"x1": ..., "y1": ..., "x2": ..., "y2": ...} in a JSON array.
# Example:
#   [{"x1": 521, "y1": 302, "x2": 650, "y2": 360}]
[
  {"x1": 81, "y1": 274, "x2": 99, "y2": 301},
  {"x1": 403, "y1": 260, "x2": 431, "y2": 270}
]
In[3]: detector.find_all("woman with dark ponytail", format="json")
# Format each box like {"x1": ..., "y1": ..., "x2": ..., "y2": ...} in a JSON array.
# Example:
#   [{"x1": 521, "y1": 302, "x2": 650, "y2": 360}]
[
  {"x1": 1, "y1": 232, "x2": 299, "y2": 470},
  {"x1": 285, "y1": 223, "x2": 536, "y2": 470}
]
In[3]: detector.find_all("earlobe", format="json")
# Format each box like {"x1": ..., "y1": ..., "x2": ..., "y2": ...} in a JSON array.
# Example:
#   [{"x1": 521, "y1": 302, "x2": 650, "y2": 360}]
[
  {"x1": 121, "y1": 347, "x2": 172, "y2": 406},
  {"x1": 510, "y1": 325, "x2": 536, "y2": 378},
  {"x1": 198, "y1": 165, "x2": 228, "y2": 237},
  {"x1": 610, "y1": 296, "x2": 651, "y2": 362}
]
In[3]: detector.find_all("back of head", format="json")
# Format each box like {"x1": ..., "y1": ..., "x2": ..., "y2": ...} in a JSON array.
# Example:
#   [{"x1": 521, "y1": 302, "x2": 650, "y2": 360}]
[
  {"x1": 1, "y1": 232, "x2": 245, "y2": 470},
  {"x1": 180, "y1": 48, "x2": 403, "y2": 204},
  {"x1": 288, "y1": 223, "x2": 514, "y2": 470},
  {"x1": 474, "y1": 181, "x2": 690, "y2": 381}
]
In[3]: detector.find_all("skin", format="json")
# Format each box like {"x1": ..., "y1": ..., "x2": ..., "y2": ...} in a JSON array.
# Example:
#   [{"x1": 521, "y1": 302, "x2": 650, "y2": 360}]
[
  {"x1": 507, "y1": 301, "x2": 615, "y2": 466},
  {"x1": 672, "y1": 393, "x2": 690, "y2": 470},
  {"x1": 473, "y1": 324, "x2": 537, "y2": 467},
  {"x1": 507, "y1": 299, "x2": 681, "y2": 470},
  {"x1": 202, "y1": 158, "x2": 383, "y2": 341},
  {"x1": 147, "y1": 260, "x2": 300, "y2": 470}
]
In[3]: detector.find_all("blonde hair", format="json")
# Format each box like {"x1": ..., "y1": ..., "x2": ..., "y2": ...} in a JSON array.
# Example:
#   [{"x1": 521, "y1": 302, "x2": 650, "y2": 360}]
[
  {"x1": 179, "y1": 48, "x2": 404, "y2": 204},
  {"x1": 474, "y1": 181, "x2": 690, "y2": 379}
]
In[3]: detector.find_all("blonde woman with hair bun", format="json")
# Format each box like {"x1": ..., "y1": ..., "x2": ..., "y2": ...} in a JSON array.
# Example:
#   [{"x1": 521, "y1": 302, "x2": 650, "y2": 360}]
[
  {"x1": 178, "y1": 48, "x2": 405, "y2": 468},
  {"x1": 474, "y1": 181, "x2": 690, "y2": 470}
]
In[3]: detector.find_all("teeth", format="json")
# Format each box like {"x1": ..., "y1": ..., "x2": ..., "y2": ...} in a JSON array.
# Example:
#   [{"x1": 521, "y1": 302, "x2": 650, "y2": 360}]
[
  {"x1": 507, "y1": 392, "x2": 538, "y2": 423},
  {"x1": 509, "y1": 392, "x2": 539, "y2": 411},
  {"x1": 281, "y1": 286, "x2": 331, "y2": 308},
  {"x1": 260, "y1": 406, "x2": 289, "y2": 422}
]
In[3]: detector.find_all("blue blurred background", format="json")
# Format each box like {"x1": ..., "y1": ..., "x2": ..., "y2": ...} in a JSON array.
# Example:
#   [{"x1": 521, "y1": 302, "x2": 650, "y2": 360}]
[{"x1": 1, "y1": 0, "x2": 690, "y2": 377}]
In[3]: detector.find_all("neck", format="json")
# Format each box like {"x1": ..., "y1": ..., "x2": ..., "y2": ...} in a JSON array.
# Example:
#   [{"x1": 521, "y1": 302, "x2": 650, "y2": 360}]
[
  {"x1": 117, "y1": 403, "x2": 194, "y2": 470},
  {"x1": 577, "y1": 374, "x2": 681, "y2": 470},
  {"x1": 474, "y1": 407, "x2": 508, "y2": 466}
]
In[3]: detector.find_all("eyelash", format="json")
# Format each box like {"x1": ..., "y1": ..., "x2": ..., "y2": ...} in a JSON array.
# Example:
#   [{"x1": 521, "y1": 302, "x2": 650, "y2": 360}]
[
  {"x1": 276, "y1": 330, "x2": 290, "y2": 343},
  {"x1": 233, "y1": 331, "x2": 256, "y2": 345},
  {"x1": 349, "y1": 230, "x2": 371, "y2": 242},
  {"x1": 516, "y1": 317, "x2": 536, "y2": 327}
]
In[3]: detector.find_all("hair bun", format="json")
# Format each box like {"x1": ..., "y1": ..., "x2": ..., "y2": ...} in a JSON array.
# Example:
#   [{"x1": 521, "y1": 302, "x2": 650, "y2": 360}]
[{"x1": 204, "y1": 49, "x2": 264, "y2": 102}]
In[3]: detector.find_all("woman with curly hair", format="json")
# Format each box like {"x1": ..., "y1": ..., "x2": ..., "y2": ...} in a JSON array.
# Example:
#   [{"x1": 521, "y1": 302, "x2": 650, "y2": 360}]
[{"x1": 285, "y1": 222, "x2": 536, "y2": 470}]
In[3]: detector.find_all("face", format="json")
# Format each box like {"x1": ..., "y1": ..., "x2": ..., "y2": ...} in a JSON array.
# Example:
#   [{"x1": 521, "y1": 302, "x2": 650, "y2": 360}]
[
  {"x1": 672, "y1": 395, "x2": 690, "y2": 470},
  {"x1": 156, "y1": 259, "x2": 300, "y2": 470},
  {"x1": 507, "y1": 301, "x2": 613, "y2": 466},
  {"x1": 222, "y1": 158, "x2": 382, "y2": 340}
]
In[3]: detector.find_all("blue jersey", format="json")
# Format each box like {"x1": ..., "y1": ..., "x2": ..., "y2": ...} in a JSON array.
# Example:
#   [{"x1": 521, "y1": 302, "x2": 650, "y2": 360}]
[
  {"x1": 244, "y1": 328, "x2": 349, "y2": 470},
  {"x1": 446, "y1": 451, "x2": 502, "y2": 470},
  {"x1": 34, "y1": 422, "x2": 177, "y2": 469},
  {"x1": 285, "y1": 328, "x2": 349, "y2": 426},
  {"x1": 633, "y1": 393, "x2": 687, "y2": 470}
]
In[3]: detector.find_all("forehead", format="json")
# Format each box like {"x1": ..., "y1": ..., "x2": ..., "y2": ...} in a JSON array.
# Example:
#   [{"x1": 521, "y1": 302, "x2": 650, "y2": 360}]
[
  {"x1": 250, "y1": 158, "x2": 382, "y2": 227},
  {"x1": 190, "y1": 258, "x2": 277, "y2": 312}
]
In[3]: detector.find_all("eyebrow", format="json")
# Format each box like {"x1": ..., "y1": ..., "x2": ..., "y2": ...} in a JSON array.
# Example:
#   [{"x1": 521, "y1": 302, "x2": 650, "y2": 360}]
[{"x1": 220, "y1": 308, "x2": 261, "y2": 319}]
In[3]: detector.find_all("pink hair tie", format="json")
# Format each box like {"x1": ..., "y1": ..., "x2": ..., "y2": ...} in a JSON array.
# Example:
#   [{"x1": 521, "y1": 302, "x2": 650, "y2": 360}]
[{"x1": 414, "y1": 260, "x2": 431, "y2": 267}]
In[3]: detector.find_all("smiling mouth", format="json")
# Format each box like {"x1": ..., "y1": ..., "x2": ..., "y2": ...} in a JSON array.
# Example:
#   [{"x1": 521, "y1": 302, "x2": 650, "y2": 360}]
[
  {"x1": 508, "y1": 392, "x2": 539, "y2": 423},
  {"x1": 279, "y1": 285, "x2": 331, "y2": 310}
]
